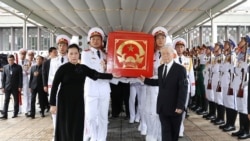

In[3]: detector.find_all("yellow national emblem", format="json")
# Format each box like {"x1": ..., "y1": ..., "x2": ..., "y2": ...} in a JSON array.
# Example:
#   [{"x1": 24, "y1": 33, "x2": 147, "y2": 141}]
[{"x1": 115, "y1": 39, "x2": 146, "y2": 69}]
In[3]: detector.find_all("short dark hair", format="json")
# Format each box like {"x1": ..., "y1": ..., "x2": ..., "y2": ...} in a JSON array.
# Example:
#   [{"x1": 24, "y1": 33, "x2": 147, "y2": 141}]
[
  {"x1": 67, "y1": 44, "x2": 80, "y2": 53},
  {"x1": 7, "y1": 54, "x2": 15, "y2": 59},
  {"x1": 48, "y1": 47, "x2": 57, "y2": 53}
]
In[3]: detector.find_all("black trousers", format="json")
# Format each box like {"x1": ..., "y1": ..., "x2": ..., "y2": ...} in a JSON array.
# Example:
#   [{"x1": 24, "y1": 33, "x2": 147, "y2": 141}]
[
  {"x1": 110, "y1": 82, "x2": 130, "y2": 117},
  {"x1": 30, "y1": 87, "x2": 47, "y2": 116},
  {"x1": 3, "y1": 88, "x2": 19, "y2": 116},
  {"x1": 159, "y1": 113, "x2": 182, "y2": 141}
]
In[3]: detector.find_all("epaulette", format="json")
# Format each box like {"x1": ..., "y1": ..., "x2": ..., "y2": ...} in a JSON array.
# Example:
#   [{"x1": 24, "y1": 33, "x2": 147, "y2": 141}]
[{"x1": 84, "y1": 48, "x2": 90, "y2": 52}]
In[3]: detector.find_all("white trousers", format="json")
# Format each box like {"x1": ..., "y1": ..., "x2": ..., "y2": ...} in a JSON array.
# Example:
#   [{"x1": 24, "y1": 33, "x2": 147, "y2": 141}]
[
  {"x1": 129, "y1": 85, "x2": 142, "y2": 123},
  {"x1": 137, "y1": 85, "x2": 147, "y2": 135},
  {"x1": 22, "y1": 76, "x2": 31, "y2": 113},
  {"x1": 84, "y1": 95, "x2": 110, "y2": 141}
]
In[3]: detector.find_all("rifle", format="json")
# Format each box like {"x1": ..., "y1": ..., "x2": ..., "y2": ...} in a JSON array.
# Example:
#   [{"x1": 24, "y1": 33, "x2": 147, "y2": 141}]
[
  {"x1": 216, "y1": 55, "x2": 222, "y2": 92},
  {"x1": 237, "y1": 42, "x2": 248, "y2": 98},
  {"x1": 207, "y1": 52, "x2": 212, "y2": 90},
  {"x1": 227, "y1": 48, "x2": 234, "y2": 95}
]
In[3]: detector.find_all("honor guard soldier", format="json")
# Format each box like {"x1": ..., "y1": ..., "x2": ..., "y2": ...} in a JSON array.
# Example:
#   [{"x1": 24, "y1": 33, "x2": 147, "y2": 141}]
[
  {"x1": 211, "y1": 43, "x2": 225, "y2": 125},
  {"x1": 220, "y1": 39, "x2": 237, "y2": 132},
  {"x1": 203, "y1": 46, "x2": 216, "y2": 120},
  {"x1": 232, "y1": 35, "x2": 250, "y2": 139},
  {"x1": 173, "y1": 38, "x2": 195, "y2": 137},
  {"x1": 82, "y1": 27, "x2": 111, "y2": 141},
  {"x1": 48, "y1": 34, "x2": 69, "y2": 135}
]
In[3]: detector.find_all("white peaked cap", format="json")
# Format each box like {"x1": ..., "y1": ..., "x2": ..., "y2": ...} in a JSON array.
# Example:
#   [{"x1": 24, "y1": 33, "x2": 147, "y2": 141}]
[
  {"x1": 173, "y1": 38, "x2": 187, "y2": 48},
  {"x1": 152, "y1": 26, "x2": 168, "y2": 37},
  {"x1": 56, "y1": 34, "x2": 70, "y2": 44},
  {"x1": 87, "y1": 27, "x2": 105, "y2": 42}
]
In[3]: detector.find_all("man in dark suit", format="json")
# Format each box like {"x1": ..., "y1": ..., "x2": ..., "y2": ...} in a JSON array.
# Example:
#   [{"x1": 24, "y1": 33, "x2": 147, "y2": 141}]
[
  {"x1": 29, "y1": 55, "x2": 47, "y2": 118},
  {"x1": 141, "y1": 46, "x2": 188, "y2": 141},
  {"x1": 1, "y1": 54, "x2": 23, "y2": 119}
]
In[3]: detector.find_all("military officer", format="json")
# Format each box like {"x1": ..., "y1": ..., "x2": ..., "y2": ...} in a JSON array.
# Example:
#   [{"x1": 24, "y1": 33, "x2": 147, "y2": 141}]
[
  {"x1": 82, "y1": 27, "x2": 111, "y2": 141},
  {"x1": 47, "y1": 34, "x2": 70, "y2": 135},
  {"x1": 173, "y1": 38, "x2": 195, "y2": 137}
]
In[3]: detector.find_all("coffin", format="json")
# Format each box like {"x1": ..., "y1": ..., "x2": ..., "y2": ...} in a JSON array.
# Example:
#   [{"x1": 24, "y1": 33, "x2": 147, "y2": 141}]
[{"x1": 106, "y1": 31, "x2": 154, "y2": 77}]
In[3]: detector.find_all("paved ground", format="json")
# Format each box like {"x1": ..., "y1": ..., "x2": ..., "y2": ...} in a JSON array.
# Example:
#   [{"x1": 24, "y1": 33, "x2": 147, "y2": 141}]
[{"x1": 1, "y1": 94, "x2": 250, "y2": 141}]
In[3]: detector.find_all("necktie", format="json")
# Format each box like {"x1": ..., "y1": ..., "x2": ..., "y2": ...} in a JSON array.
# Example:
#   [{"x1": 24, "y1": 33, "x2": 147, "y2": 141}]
[
  {"x1": 10, "y1": 65, "x2": 13, "y2": 75},
  {"x1": 162, "y1": 65, "x2": 168, "y2": 79},
  {"x1": 61, "y1": 57, "x2": 64, "y2": 63},
  {"x1": 22, "y1": 60, "x2": 24, "y2": 65},
  {"x1": 97, "y1": 50, "x2": 101, "y2": 59},
  {"x1": 159, "y1": 52, "x2": 161, "y2": 59},
  {"x1": 179, "y1": 57, "x2": 182, "y2": 64}
]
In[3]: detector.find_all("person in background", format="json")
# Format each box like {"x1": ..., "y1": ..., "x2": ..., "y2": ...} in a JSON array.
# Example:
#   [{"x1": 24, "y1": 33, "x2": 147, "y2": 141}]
[
  {"x1": 18, "y1": 48, "x2": 30, "y2": 116},
  {"x1": 0, "y1": 54, "x2": 23, "y2": 119},
  {"x1": 29, "y1": 55, "x2": 47, "y2": 118}
]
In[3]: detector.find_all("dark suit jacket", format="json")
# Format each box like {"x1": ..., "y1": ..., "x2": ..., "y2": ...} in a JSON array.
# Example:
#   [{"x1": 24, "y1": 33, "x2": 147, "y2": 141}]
[
  {"x1": 1, "y1": 63, "x2": 23, "y2": 91},
  {"x1": 42, "y1": 59, "x2": 50, "y2": 87},
  {"x1": 144, "y1": 62, "x2": 188, "y2": 116},
  {"x1": 29, "y1": 64, "x2": 43, "y2": 89}
]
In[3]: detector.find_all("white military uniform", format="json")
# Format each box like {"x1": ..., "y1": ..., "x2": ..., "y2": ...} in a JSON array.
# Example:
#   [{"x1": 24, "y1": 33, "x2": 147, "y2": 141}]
[
  {"x1": 173, "y1": 38, "x2": 195, "y2": 137},
  {"x1": 222, "y1": 53, "x2": 236, "y2": 109},
  {"x1": 175, "y1": 55, "x2": 195, "y2": 136},
  {"x1": 204, "y1": 59, "x2": 214, "y2": 102},
  {"x1": 128, "y1": 78, "x2": 145, "y2": 124},
  {"x1": 82, "y1": 47, "x2": 111, "y2": 141},
  {"x1": 48, "y1": 34, "x2": 70, "y2": 137},
  {"x1": 144, "y1": 50, "x2": 162, "y2": 141},
  {"x1": 212, "y1": 55, "x2": 224, "y2": 106},
  {"x1": 235, "y1": 60, "x2": 248, "y2": 114},
  {"x1": 48, "y1": 54, "x2": 68, "y2": 128}
]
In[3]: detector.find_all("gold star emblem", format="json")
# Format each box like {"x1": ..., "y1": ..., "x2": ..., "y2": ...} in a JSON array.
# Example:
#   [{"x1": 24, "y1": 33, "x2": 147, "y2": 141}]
[{"x1": 128, "y1": 45, "x2": 134, "y2": 52}]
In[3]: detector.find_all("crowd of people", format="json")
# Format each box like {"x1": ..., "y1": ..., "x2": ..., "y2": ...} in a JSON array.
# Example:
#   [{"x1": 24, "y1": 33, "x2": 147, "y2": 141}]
[{"x1": 1, "y1": 25, "x2": 250, "y2": 141}]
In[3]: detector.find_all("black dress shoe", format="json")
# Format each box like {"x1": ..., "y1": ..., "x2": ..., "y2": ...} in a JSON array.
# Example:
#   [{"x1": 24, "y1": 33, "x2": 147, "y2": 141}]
[
  {"x1": 197, "y1": 110, "x2": 208, "y2": 115},
  {"x1": 0, "y1": 116, "x2": 7, "y2": 120},
  {"x1": 214, "y1": 120, "x2": 225, "y2": 125},
  {"x1": 219, "y1": 124, "x2": 228, "y2": 129},
  {"x1": 211, "y1": 118, "x2": 218, "y2": 123},
  {"x1": 206, "y1": 115, "x2": 216, "y2": 120},
  {"x1": 202, "y1": 113, "x2": 210, "y2": 118},
  {"x1": 223, "y1": 126, "x2": 236, "y2": 132},
  {"x1": 232, "y1": 130, "x2": 244, "y2": 136},
  {"x1": 12, "y1": 115, "x2": 18, "y2": 118},
  {"x1": 194, "y1": 107, "x2": 202, "y2": 112},
  {"x1": 238, "y1": 133, "x2": 250, "y2": 139}
]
